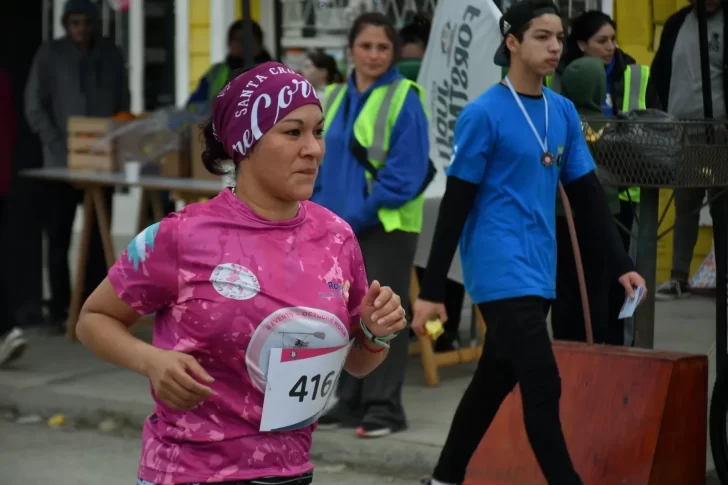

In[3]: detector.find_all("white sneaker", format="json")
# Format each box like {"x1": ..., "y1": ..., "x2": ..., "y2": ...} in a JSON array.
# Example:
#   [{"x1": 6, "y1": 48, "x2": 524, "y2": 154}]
[{"x1": 0, "y1": 328, "x2": 28, "y2": 367}]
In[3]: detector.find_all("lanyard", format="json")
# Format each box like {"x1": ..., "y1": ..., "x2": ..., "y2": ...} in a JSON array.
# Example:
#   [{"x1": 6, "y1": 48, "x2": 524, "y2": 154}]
[{"x1": 504, "y1": 76, "x2": 549, "y2": 156}]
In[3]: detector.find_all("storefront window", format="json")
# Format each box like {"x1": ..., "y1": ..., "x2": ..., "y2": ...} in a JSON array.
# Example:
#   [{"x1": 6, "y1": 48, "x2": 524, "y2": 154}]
[
  {"x1": 278, "y1": 0, "x2": 603, "y2": 72},
  {"x1": 279, "y1": 0, "x2": 439, "y2": 71}
]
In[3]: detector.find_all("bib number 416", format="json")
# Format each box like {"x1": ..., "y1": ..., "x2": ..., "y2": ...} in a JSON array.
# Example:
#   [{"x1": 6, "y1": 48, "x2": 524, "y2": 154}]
[
  {"x1": 259, "y1": 344, "x2": 351, "y2": 432},
  {"x1": 289, "y1": 371, "x2": 335, "y2": 402}
]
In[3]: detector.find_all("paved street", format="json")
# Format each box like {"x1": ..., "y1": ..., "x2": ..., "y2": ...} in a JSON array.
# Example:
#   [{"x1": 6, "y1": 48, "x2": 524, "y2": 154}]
[{"x1": 0, "y1": 419, "x2": 413, "y2": 485}]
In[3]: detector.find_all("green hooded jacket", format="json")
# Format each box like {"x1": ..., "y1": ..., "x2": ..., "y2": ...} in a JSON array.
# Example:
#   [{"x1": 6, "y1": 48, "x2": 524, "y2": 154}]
[
  {"x1": 555, "y1": 56, "x2": 621, "y2": 216},
  {"x1": 398, "y1": 58, "x2": 422, "y2": 82}
]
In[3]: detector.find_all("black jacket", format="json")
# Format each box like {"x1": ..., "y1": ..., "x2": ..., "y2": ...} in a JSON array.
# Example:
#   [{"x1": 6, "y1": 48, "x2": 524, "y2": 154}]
[{"x1": 649, "y1": 5, "x2": 728, "y2": 115}]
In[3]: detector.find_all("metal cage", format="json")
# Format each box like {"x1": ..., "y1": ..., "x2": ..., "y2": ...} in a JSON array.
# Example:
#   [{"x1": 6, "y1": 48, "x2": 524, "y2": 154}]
[{"x1": 582, "y1": 116, "x2": 728, "y2": 188}]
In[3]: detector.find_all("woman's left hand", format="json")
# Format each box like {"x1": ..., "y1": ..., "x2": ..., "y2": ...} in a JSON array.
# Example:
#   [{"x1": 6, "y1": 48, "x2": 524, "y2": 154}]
[{"x1": 359, "y1": 280, "x2": 407, "y2": 337}]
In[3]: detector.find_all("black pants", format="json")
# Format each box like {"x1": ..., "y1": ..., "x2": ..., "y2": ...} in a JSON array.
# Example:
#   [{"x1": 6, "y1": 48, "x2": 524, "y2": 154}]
[
  {"x1": 328, "y1": 225, "x2": 418, "y2": 430},
  {"x1": 550, "y1": 215, "x2": 624, "y2": 345},
  {"x1": 432, "y1": 296, "x2": 581, "y2": 485},
  {"x1": 44, "y1": 182, "x2": 112, "y2": 322}
]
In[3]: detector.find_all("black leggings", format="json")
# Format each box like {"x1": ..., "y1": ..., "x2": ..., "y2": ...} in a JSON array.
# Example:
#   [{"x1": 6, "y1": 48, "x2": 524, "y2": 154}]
[{"x1": 431, "y1": 296, "x2": 582, "y2": 485}]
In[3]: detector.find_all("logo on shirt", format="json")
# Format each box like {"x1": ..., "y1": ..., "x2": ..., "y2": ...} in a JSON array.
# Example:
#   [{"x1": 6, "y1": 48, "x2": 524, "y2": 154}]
[
  {"x1": 126, "y1": 222, "x2": 160, "y2": 271},
  {"x1": 604, "y1": 93, "x2": 613, "y2": 108},
  {"x1": 318, "y1": 280, "x2": 350, "y2": 300},
  {"x1": 556, "y1": 145, "x2": 565, "y2": 168},
  {"x1": 245, "y1": 306, "x2": 350, "y2": 392},
  {"x1": 210, "y1": 263, "x2": 261, "y2": 300},
  {"x1": 449, "y1": 145, "x2": 458, "y2": 167}
]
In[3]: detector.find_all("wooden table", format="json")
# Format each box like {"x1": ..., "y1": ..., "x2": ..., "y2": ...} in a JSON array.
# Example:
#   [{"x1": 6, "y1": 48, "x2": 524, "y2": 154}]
[{"x1": 21, "y1": 167, "x2": 225, "y2": 342}]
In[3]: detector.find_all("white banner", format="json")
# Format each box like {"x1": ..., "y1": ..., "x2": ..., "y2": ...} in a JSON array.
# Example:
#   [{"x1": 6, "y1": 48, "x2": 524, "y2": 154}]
[{"x1": 417, "y1": 0, "x2": 504, "y2": 199}]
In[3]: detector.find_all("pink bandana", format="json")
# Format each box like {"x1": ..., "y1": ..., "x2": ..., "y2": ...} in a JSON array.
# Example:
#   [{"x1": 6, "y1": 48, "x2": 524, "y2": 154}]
[{"x1": 212, "y1": 62, "x2": 322, "y2": 164}]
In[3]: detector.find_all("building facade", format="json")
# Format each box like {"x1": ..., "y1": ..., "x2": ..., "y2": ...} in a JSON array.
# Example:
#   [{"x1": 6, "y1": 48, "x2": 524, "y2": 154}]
[{"x1": 43, "y1": 0, "x2": 621, "y2": 111}]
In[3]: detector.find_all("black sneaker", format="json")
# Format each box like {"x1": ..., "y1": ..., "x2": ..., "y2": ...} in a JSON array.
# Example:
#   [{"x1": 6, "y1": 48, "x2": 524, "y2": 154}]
[
  {"x1": 317, "y1": 414, "x2": 344, "y2": 430},
  {"x1": 655, "y1": 279, "x2": 690, "y2": 301}
]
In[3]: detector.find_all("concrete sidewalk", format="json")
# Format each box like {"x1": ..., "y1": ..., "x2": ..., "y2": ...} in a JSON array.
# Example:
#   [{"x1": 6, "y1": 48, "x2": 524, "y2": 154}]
[{"x1": 0, "y1": 296, "x2": 720, "y2": 480}]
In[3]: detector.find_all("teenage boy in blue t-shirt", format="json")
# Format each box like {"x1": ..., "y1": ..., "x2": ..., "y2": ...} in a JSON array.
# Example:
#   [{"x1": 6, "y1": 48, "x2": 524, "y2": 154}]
[{"x1": 412, "y1": 2, "x2": 646, "y2": 485}]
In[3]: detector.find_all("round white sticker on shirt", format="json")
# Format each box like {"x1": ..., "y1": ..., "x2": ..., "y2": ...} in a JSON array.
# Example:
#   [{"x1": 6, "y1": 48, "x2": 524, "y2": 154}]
[{"x1": 210, "y1": 263, "x2": 260, "y2": 300}]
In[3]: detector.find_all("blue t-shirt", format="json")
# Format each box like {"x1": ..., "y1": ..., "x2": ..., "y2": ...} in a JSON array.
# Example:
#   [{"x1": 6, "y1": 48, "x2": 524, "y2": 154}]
[{"x1": 447, "y1": 84, "x2": 595, "y2": 303}]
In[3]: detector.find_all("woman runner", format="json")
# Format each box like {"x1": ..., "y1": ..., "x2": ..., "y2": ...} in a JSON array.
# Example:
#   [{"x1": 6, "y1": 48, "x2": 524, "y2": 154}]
[{"x1": 76, "y1": 62, "x2": 408, "y2": 485}]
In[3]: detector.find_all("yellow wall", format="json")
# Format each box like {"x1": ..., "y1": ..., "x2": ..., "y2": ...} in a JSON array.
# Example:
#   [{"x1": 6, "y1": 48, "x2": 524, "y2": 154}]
[
  {"x1": 614, "y1": 0, "x2": 712, "y2": 283},
  {"x1": 188, "y1": 0, "x2": 261, "y2": 93},
  {"x1": 614, "y1": 0, "x2": 690, "y2": 64}
]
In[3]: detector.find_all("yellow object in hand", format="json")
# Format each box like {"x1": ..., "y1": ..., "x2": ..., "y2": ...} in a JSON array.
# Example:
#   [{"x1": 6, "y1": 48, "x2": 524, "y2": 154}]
[
  {"x1": 425, "y1": 319, "x2": 444, "y2": 341},
  {"x1": 47, "y1": 414, "x2": 66, "y2": 428}
]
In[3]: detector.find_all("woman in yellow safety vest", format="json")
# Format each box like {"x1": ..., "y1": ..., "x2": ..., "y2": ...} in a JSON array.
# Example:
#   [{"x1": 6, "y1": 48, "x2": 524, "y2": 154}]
[
  {"x1": 550, "y1": 10, "x2": 658, "y2": 345},
  {"x1": 311, "y1": 12, "x2": 430, "y2": 439}
]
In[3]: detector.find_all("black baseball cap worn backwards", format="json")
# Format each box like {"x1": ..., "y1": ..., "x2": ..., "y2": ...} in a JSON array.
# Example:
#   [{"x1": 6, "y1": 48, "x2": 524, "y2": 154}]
[{"x1": 493, "y1": 0, "x2": 561, "y2": 67}]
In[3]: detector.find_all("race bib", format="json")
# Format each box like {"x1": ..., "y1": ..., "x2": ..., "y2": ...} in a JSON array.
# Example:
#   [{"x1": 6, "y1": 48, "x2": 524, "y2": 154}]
[{"x1": 259, "y1": 342, "x2": 352, "y2": 432}]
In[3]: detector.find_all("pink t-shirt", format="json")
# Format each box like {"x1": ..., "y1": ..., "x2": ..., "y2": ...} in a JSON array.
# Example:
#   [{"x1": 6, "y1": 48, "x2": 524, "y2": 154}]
[{"x1": 108, "y1": 188, "x2": 368, "y2": 484}]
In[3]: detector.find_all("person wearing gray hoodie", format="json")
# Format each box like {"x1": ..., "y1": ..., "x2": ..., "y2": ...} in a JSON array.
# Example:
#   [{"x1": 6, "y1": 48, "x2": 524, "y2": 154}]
[{"x1": 24, "y1": 0, "x2": 129, "y2": 333}]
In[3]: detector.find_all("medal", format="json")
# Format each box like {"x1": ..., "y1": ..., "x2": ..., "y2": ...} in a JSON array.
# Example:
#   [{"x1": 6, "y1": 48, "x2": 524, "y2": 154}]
[{"x1": 504, "y1": 77, "x2": 553, "y2": 167}]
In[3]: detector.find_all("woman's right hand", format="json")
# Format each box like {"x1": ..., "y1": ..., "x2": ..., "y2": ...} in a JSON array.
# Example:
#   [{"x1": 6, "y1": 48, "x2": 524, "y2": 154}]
[{"x1": 144, "y1": 349, "x2": 216, "y2": 411}]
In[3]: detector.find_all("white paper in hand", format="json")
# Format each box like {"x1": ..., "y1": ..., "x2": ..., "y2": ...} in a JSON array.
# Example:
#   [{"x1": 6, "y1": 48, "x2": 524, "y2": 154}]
[{"x1": 619, "y1": 286, "x2": 645, "y2": 319}]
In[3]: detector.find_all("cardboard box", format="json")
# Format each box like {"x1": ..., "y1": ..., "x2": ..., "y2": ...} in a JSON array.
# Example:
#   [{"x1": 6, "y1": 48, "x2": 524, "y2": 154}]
[
  {"x1": 160, "y1": 149, "x2": 191, "y2": 178},
  {"x1": 190, "y1": 123, "x2": 225, "y2": 182},
  {"x1": 157, "y1": 127, "x2": 191, "y2": 178}
]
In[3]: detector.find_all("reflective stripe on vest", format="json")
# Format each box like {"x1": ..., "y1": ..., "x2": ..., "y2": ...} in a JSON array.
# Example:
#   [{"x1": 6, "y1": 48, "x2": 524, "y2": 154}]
[
  {"x1": 621, "y1": 64, "x2": 649, "y2": 112},
  {"x1": 324, "y1": 80, "x2": 407, "y2": 193},
  {"x1": 323, "y1": 84, "x2": 346, "y2": 114},
  {"x1": 367, "y1": 78, "x2": 403, "y2": 169},
  {"x1": 620, "y1": 64, "x2": 649, "y2": 203},
  {"x1": 323, "y1": 80, "x2": 427, "y2": 233}
]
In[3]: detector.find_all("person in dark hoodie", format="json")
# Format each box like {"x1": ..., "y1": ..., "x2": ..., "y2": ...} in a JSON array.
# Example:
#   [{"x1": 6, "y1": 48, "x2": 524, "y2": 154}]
[
  {"x1": 24, "y1": 0, "x2": 129, "y2": 334},
  {"x1": 552, "y1": 11, "x2": 656, "y2": 248},
  {"x1": 550, "y1": 11, "x2": 657, "y2": 345},
  {"x1": 312, "y1": 12, "x2": 429, "y2": 438},
  {"x1": 548, "y1": 56, "x2": 624, "y2": 344},
  {"x1": 186, "y1": 19, "x2": 274, "y2": 111}
]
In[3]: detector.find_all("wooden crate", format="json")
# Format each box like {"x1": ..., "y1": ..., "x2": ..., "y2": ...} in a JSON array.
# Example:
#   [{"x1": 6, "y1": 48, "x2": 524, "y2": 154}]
[{"x1": 67, "y1": 117, "x2": 119, "y2": 172}]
